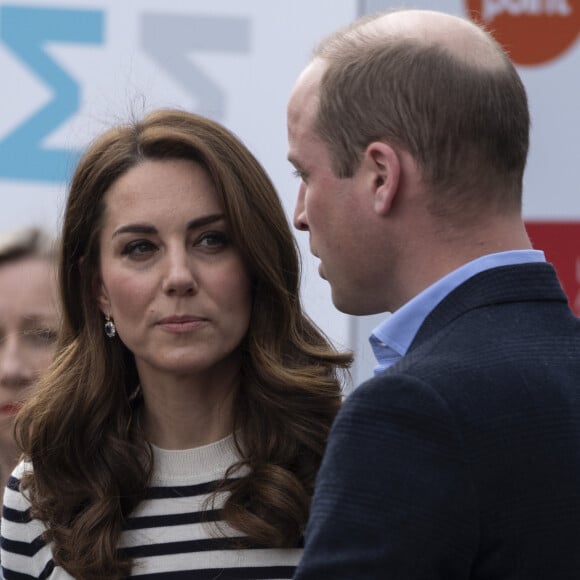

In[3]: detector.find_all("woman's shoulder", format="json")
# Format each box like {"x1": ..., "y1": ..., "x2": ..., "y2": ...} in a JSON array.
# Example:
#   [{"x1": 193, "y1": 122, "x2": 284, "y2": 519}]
[
  {"x1": 3, "y1": 459, "x2": 34, "y2": 509},
  {"x1": 1, "y1": 460, "x2": 55, "y2": 578},
  {"x1": 9, "y1": 458, "x2": 33, "y2": 479}
]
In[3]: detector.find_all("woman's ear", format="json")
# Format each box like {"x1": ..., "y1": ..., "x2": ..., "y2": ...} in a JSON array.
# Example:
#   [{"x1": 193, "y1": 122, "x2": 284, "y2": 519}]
[
  {"x1": 365, "y1": 141, "x2": 401, "y2": 216},
  {"x1": 94, "y1": 274, "x2": 110, "y2": 316}
]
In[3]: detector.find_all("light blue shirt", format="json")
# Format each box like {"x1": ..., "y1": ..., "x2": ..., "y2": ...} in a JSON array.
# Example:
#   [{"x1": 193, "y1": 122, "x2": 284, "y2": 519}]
[{"x1": 370, "y1": 250, "x2": 546, "y2": 376}]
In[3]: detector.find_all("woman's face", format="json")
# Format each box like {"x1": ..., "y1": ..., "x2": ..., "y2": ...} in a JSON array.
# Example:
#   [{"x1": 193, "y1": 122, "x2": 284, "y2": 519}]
[
  {"x1": 97, "y1": 158, "x2": 253, "y2": 387},
  {"x1": 0, "y1": 257, "x2": 59, "y2": 449}
]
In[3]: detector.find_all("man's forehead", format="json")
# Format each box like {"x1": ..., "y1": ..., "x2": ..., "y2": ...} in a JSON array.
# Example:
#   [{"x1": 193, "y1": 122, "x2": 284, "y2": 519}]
[{"x1": 289, "y1": 59, "x2": 325, "y2": 107}]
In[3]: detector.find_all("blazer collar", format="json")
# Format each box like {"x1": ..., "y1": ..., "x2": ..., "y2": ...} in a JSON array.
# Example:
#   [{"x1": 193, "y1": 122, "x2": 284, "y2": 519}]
[{"x1": 409, "y1": 262, "x2": 568, "y2": 352}]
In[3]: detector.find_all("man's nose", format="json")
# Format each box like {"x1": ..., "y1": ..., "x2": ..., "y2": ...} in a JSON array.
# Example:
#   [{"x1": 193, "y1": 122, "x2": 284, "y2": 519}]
[{"x1": 293, "y1": 183, "x2": 309, "y2": 231}]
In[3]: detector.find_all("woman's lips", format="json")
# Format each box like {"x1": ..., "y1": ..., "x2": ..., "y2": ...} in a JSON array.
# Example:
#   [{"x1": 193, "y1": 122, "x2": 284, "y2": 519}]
[
  {"x1": 156, "y1": 315, "x2": 208, "y2": 333},
  {"x1": 0, "y1": 402, "x2": 23, "y2": 416}
]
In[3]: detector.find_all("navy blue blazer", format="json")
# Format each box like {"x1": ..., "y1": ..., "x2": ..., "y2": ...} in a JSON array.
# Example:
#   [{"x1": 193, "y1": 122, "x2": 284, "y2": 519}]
[{"x1": 295, "y1": 263, "x2": 580, "y2": 579}]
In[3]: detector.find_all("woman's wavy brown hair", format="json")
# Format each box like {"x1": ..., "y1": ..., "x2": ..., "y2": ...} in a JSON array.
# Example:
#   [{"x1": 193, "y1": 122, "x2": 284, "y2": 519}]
[{"x1": 15, "y1": 109, "x2": 352, "y2": 579}]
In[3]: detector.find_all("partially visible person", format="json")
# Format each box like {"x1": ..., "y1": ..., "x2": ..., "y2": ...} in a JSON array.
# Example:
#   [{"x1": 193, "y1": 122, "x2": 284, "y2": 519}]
[
  {"x1": 287, "y1": 8, "x2": 580, "y2": 579},
  {"x1": 0, "y1": 228, "x2": 58, "y2": 486},
  {"x1": 1, "y1": 109, "x2": 351, "y2": 579}
]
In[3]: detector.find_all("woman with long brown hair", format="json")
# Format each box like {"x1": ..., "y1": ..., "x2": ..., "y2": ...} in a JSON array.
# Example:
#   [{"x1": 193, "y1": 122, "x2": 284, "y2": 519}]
[{"x1": 1, "y1": 109, "x2": 351, "y2": 579}]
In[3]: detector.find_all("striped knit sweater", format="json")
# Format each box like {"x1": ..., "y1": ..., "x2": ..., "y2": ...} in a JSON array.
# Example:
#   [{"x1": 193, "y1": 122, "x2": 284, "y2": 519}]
[{"x1": 1, "y1": 434, "x2": 302, "y2": 579}]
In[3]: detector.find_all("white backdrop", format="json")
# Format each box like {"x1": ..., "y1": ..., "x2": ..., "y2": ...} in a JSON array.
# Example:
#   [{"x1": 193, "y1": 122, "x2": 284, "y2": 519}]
[{"x1": 0, "y1": 0, "x2": 578, "y2": 388}]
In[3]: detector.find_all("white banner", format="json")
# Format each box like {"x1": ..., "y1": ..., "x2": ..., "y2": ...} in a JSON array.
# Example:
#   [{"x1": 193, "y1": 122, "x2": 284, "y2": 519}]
[{"x1": 1, "y1": 0, "x2": 578, "y2": 385}]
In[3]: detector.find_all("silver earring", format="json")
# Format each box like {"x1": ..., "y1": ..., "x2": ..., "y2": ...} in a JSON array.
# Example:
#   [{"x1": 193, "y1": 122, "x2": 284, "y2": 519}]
[{"x1": 104, "y1": 315, "x2": 116, "y2": 338}]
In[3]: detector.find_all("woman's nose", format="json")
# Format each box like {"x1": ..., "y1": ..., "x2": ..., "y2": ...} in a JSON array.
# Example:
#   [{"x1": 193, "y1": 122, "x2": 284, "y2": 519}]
[
  {"x1": 0, "y1": 335, "x2": 34, "y2": 389},
  {"x1": 161, "y1": 249, "x2": 198, "y2": 296}
]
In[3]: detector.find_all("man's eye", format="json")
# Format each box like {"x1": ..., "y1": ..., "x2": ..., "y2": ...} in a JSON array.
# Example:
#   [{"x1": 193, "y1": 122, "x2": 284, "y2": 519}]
[{"x1": 292, "y1": 168, "x2": 307, "y2": 181}]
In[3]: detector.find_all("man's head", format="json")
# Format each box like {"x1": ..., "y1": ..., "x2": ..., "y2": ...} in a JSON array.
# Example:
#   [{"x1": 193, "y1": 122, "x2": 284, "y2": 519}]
[{"x1": 288, "y1": 9, "x2": 531, "y2": 314}]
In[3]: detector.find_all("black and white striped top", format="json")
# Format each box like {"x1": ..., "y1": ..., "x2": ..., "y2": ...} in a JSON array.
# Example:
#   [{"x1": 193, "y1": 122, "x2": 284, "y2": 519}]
[{"x1": 1, "y1": 434, "x2": 302, "y2": 579}]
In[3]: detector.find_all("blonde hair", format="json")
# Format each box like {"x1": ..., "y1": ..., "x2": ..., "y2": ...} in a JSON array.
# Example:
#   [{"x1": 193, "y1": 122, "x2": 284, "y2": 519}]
[{"x1": 0, "y1": 227, "x2": 56, "y2": 263}]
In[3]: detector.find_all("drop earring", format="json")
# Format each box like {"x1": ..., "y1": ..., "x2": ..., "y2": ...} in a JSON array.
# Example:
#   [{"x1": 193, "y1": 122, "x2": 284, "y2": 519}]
[{"x1": 104, "y1": 314, "x2": 116, "y2": 338}]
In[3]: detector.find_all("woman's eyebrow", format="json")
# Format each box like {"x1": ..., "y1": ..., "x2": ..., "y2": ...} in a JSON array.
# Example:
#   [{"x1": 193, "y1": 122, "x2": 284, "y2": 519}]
[{"x1": 112, "y1": 214, "x2": 225, "y2": 239}]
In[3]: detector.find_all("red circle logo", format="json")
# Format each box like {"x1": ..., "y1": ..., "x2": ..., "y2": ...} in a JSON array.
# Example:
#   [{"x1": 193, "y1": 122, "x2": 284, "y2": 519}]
[{"x1": 466, "y1": 0, "x2": 580, "y2": 65}]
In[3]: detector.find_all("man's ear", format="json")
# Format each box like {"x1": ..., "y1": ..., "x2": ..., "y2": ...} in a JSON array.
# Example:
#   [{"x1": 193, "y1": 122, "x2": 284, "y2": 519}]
[{"x1": 365, "y1": 141, "x2": 401, "y2": 216}]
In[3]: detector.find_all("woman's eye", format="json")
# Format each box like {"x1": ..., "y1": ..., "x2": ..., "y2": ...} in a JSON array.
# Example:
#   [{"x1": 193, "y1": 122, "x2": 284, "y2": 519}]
[
  {"x1": 198, "y1": 232, "x2": 229, "y2": 249},
  {"x1": 24, "y1": 328, "x2": 58, "y2": 345},
  {"x1": 122, "y1": 240, "x2": 157, "y2": 258}
]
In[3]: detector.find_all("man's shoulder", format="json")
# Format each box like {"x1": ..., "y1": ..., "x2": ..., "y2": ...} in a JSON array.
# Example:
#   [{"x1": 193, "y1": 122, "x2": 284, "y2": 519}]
[{"x1": 354, "y1": 296, "x2": 579, "y2": 407}]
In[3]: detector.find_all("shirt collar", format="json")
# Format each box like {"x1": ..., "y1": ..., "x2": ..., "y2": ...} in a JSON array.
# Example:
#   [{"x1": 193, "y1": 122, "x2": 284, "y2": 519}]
[{"x1": 370, "y1": 249, "x2": 546, "y2": 375}]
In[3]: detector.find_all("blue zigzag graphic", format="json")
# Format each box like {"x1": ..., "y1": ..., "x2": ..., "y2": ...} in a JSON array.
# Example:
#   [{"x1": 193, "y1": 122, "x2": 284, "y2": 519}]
[{"x1": 0, "y1": 6, "x2": 103, "y2": 183}]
